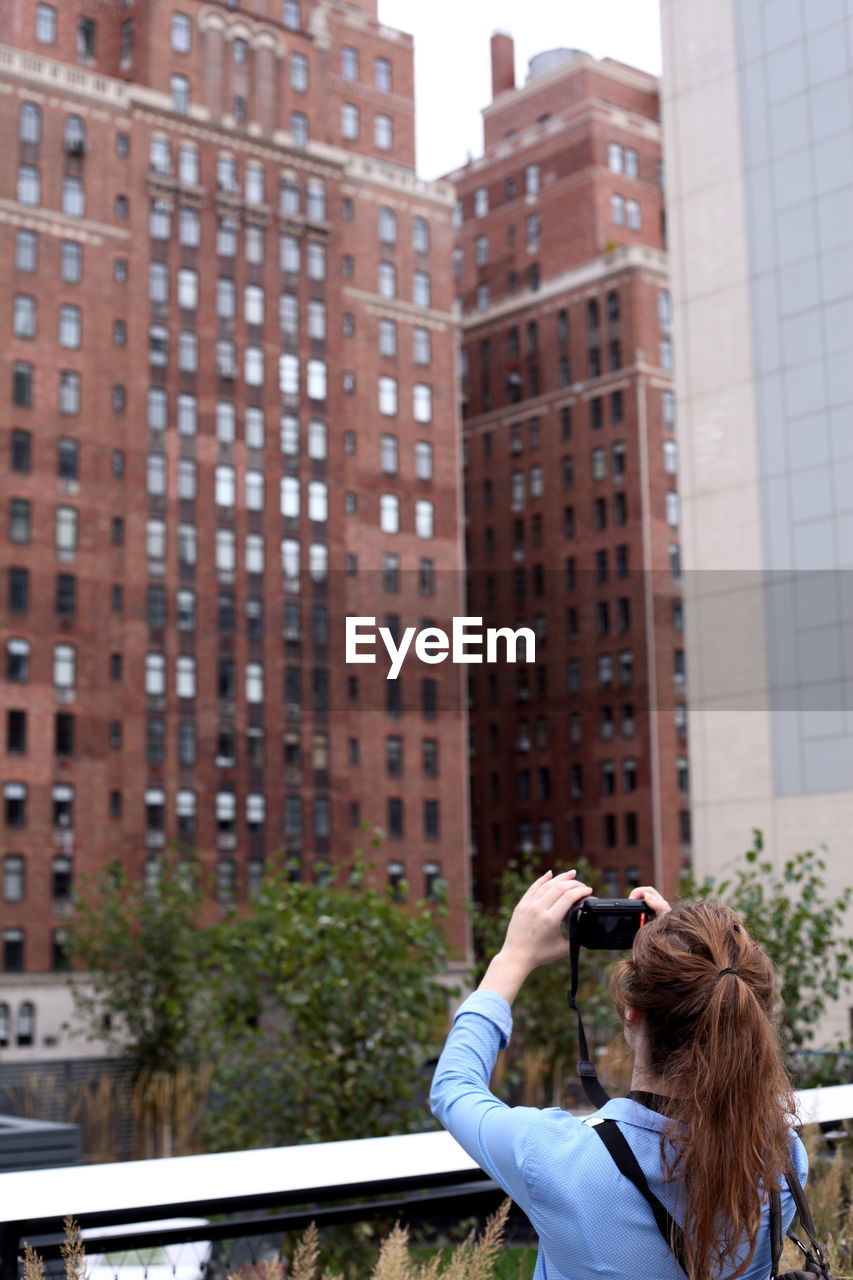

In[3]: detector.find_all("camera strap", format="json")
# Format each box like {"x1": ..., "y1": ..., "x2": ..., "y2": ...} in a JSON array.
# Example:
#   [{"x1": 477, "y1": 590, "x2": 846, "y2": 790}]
[{"x1": 566, "y1": 927, "x2": 611, "y2": 1109}]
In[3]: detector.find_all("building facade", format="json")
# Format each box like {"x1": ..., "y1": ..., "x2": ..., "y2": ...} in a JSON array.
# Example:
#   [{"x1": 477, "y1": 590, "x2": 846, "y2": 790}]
[
  {"x1": 0, "y1": 0, "x2": 468, "y2": 1057},
  {"x1": 455, "y1": 37, "x2": 687, "y2": 904},
  {"x1": 661, "y1": 0, "x2": 853, "y2": 1043}
]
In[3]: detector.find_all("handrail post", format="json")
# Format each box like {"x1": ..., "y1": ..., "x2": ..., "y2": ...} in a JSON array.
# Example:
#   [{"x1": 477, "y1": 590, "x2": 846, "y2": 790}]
[{"x1": 0, "y1": 1221, "x2": 23, "y2": 1280}]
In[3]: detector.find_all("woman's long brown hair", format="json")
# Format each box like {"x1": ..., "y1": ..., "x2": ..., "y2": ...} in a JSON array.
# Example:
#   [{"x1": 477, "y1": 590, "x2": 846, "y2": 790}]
[{"x1": 610, "y1": 900, "x2": 797, "y2": 1280}]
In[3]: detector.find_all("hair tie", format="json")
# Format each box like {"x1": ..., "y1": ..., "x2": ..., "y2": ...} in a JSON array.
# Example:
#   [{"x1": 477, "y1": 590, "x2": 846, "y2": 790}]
[{"x1": 715, "y1": 967, "x2": 738, "y2": 981}]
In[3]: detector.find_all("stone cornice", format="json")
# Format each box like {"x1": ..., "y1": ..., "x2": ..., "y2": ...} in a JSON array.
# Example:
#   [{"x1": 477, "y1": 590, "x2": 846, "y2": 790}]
[
  {"x1": 448, "y1": 98, "x2": 661, "y2": 183},
  {"x1": 460, "y1": 244, "x2": 669, "y2": 331}
]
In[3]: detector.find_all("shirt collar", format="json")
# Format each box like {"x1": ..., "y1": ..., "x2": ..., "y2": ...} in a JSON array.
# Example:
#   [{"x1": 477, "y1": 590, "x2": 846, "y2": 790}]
[{"x1": 593, "y1": 1096, "x2": 673, "y2": 1132}]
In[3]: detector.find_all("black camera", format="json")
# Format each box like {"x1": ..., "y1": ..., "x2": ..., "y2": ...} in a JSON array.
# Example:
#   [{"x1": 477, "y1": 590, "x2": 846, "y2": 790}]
[
  {"x1": 565, "y1": 896, "x2": 656, "y2": 951},
  {"x1": 566, "y1": 896, "x2": 657, "y2": 1108}
]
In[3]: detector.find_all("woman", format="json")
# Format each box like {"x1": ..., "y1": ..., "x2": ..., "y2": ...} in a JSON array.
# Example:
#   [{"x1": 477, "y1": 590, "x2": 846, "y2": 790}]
[{"x1": 430, "y1": 870, "x2": 807, "y2": 1280}]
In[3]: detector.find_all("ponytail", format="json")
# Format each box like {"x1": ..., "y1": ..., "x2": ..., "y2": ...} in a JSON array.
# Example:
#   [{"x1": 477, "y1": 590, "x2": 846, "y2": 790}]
[{"x1": 611, "y1": 901, "x2": 796, "y2": 1280}]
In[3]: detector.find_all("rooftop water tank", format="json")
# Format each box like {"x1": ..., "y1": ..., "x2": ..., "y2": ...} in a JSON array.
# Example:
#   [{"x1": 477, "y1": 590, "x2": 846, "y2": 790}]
[{"x1": 526, "y1": 48, "x2": 586, "y2": 82}]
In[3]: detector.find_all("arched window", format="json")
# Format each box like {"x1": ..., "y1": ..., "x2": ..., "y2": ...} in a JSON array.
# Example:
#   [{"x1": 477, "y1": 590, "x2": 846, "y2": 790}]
[
  {"x1": 17, "y1": 1000, "x2": 35, "y2": 1047},
  {"x1": 19, "y1": 103, "x2": 41, "y2": 144}
]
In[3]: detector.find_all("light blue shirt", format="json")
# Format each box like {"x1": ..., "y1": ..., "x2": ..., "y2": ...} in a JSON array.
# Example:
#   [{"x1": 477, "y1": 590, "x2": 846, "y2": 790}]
[{"x1": 430, "y1": 989, "x2": 808, "y2": 1280}]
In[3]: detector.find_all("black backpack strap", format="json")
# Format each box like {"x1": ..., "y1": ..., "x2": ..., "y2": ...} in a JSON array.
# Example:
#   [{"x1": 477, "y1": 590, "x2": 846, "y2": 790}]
[
  {"x1": 769, "y1": 1185, "x2": 784, "y2": 1278},
  {"x1": 589, "y1": 1118, "x2": 688, "y2": 1274}
]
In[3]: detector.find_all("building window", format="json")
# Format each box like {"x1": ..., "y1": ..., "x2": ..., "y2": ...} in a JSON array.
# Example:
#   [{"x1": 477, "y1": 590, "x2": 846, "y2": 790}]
[
  {"x1": 36, "y1": 3, "x2": 56, "y2": 43},
  {"x1": 415, "y1": 500, "x2": 434, "y2": 539},
  {"x1": 178, "y1": 269, "x2": 198, "y2": 310},
  {"x1": 341, "y1": 102, "x2": 360, "y2": 140},
  {"x1": 627, "y1": 198, "x2": 641, "y2": 231},
  {"x1": 3, "y1": 856, "x2": 25, "y2": 904},
  {"x1": 380, "y1": 494, "x2": 399, "y2": 534},
  {"x1": 19, "y1": 102, "x2": 42, "y2": 144},
  {"x1": 171, "y1": 75, "x2": 191, "y2": 113},
  {"x1": 150, "y1": 136, "x2": 171, "y2": 175},
  {"x1": 413, "y1": 383, "x2": 432, "y2": 423},
  {"x1": 378, "y1": 375, "x2": 398, "y2": 416},
  {"x1": 12, "y1": 362, "x2": 34, "y2": 407},
  {"x1": 608, "y1": 142, "x2": 624, "y2": 173},
  {"x1": 2, "y1": 931, "x2": 24, "y2": 974},
  {"x1": 474, "y1": 187, "x2": 488, "y2": 217},
  {"x1": 375, "y1": 56, "x2": 392, "y2": 91},
  {"x1": 377, "y1": 317, "x2": 398, "y2": 358},
  {"x1": 55, "y1": 505, "x2": 78, "y2": 552},
  {"x1": 374, "y1": 114, "x2": 393, "y2": 150},
  {"x1": 171, "y1": 11, "x2": 191, "y2": 52},
  {"x1": 9, "y1": 500, "x2": 31, "y2": 545},
  {"x1": 55, "y1": 572, "x2": 76, "y2": 617},
  {"x1": 289, "y1": 112, "x2": 307, "y2": 148},
  {"x1": 4, "y1": 783, "x2": 27, "y2": 830},
  {"x1": 77, "y1": 16, "x2": 96, "y2": 58},
  {"x1": 145, "y1": 653, "x2": 166, "y2": 697},
  {"x1": 378, "y1": 261, "x2": 396, "y2": 300},
  {"x1": 307, "y1": 241, "x2": 326, "y2": 281},
  {"x1": 17, "y1": 163, "x2": 41, "y2": 208},
  {"x1": 424, "y1": 800, "x2": 440, "y2": 840},
  {"x1": 11, "y1": 431, "x2": 32, "y2": 475},
  {"x1": 306, "y1": 180, "x2": 326, "y2": 221},
  {"x1": 412, "y1": 217, "x2": 429, "y2": 254},
  {"x1": 410, "y1": 330, "x2": 431, "y2": 370},
  {"x1": 62, "y1": 177, "x2": 85, "y2": 218},
  {"x1": 179, "y1": 143, "x2": 199, "y2": 185},
  {"x1": 381, "y1": 435, "x2": 399, "y2": 475},
  {"x1": 415, "y1": 441, "x2": 433, "y2": 481},
  {"x1": 179, "y1": 207, "x2": 200, "y2": 246},
  {"x1": 413, "y1": 271, "x2": 431, "y2": 308},
  {"x1": 15, "y1": 230, "x2": 38, "y2": 273},
  {"x1": 611, "y1": 193, "x2": 625, "y2": 226},
  {"x1": 290, "y1": 52, "x2": 309, "y2": 92}
]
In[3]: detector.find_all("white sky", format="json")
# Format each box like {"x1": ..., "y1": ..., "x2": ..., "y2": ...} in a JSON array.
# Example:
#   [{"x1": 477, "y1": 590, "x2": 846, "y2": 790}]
[{"x1": 377, "y1": 0, "x2": 663, "y2": 180}]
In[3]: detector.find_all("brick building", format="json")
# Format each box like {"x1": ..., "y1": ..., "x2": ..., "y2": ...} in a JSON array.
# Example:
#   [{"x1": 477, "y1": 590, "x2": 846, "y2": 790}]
[
  {"x1": 0, "y1": 0, "x2": 468, "y2": 1057},
  {"x1": 455, "y1": 37, "x2": 688, "y2": 904}
]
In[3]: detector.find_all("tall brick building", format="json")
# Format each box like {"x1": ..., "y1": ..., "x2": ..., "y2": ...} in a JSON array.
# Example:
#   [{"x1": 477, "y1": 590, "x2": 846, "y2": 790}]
[
  {"x1": 455, "y1": 36, "x2": 688, "y2": 903},
  {"x1": 0, "y1": 0, "x2": 468, "y2": 1056}
]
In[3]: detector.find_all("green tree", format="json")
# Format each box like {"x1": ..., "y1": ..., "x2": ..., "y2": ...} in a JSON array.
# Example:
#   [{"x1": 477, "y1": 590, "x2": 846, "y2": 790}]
[
  {"x1": 65, "y1": 859, "x2": 210, "y2": 1076},
  {"x1": 685, "y1": 831, "x2": 853, "y2": 1062},
  {"x1": 203, "y1": 863, "x2": 449, "y2": 1149},
  {"x1": 65, "y1": 854, "x2": 450, "y2": 1151}
]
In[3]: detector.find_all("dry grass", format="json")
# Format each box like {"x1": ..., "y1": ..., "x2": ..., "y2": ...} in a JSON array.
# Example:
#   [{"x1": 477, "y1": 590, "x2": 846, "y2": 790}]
[
  {"x1": 21, "y1": 1243, "x2": 45, "y2": 1280},
  {"x1": 132, "y1": 1065, "x2": 212, "y2": 1159},
  {"x1": 60, "y1": 1218, "x2": 89, "y2": 1280},
  {"x1": 775, "y1": 1122, "x2": 852, "y2": 1277},
  {"x1": 6, "y1": 1066, "x2": 212, "y2": 1163},
  {"x1": 224, "y1": 1203, "x2": 513, "y2": 1280}
]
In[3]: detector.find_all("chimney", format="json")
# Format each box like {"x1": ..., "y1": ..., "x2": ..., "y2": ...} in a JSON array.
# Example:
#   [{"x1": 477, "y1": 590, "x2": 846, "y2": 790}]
[{"x1": 490, "y1": 31, "x2": 515, "y2": 100}]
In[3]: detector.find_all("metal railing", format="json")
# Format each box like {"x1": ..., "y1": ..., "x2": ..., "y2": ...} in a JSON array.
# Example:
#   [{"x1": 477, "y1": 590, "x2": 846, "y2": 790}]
[{"x1": 0, "y1": 1085, "x2": 850, "y2": 1280}]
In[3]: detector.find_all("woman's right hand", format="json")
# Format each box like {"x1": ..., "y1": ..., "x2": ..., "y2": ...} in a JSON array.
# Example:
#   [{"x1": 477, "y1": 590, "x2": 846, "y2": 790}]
[{"x1": 628, "y1": 884, "x2": 671, "y2": 915}]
